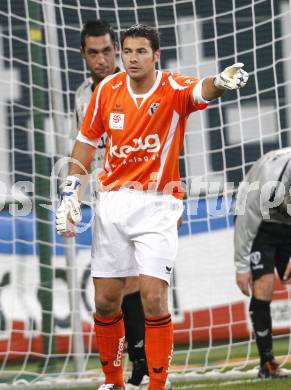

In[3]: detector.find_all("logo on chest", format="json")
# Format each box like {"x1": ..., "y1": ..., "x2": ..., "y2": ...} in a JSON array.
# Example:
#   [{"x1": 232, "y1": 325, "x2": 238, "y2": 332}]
[
  {"x1": 109, "y1": 112, "x2": 125, "y2": 130},
  {"x1": 109, "y1": 134, "x2": 160, "y2": 159},
  {"x1": 148, "y1": 102, "x2": 160, "y2": 116}
]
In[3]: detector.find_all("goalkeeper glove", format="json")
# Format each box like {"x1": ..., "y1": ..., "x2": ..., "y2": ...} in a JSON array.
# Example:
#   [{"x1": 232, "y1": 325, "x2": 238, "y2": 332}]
[
  {"x1": 56, "y1": 175, "x2": 82, "y2": 235},
  {"x1": 214, "y1": 62, "x2": 249, "y2": 90}
]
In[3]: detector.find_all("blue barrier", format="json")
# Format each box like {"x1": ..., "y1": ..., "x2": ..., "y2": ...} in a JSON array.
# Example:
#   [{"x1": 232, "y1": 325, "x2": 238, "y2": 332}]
[{"x1": 0, "y1": 197, "x2": 234, "y2": 255}]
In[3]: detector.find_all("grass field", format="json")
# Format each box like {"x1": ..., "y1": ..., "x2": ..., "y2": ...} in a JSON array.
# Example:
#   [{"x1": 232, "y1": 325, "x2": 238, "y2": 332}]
[
  {"x1": 173, "y1": 377, "x2": 291, "y2": 389},
  {"x1": 2, "y1": 337, "x2": 291, "y2": 389},
  {"x1": 34, "y1": 377, "x2": 291, "y2": 390}
]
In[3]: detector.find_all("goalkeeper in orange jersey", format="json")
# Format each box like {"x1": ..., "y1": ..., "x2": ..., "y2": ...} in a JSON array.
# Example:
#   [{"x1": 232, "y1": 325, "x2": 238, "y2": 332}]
[
  {"x1": 71, "y1": 20, "x2": 152, "y2": 389},
  {"x1": 57, "y1": 23, "x2": 248, "y2": 390},
  {"x1": 234, "y1": 148, "x2": 291, "y2": 379}
]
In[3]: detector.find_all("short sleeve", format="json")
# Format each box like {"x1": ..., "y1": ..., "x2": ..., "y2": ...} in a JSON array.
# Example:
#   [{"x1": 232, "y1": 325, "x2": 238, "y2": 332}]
[
  {"x1": 80, "y1": 83, "x2": 105, "y2": 142},
  {"x1": 170, "y1": 73, "x2": 208, "y2": 115}
]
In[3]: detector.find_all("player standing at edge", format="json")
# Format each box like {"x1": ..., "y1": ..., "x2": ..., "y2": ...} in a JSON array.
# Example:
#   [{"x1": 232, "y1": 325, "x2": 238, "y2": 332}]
[
  {"x1": 234, "y1": 148, "x2": 291, "y2": 378},
  {"x1": 71, "y1": 20, "x2": 151, "y2": 389},
  {"x1": 57, "y1": 24, "x2": 248, "y2": 390}
]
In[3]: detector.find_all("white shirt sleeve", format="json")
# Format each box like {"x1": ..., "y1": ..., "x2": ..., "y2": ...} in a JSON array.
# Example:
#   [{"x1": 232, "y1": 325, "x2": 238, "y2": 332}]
[{"x1": 192, "y1": 79, "x2": 210, "y2": 104}]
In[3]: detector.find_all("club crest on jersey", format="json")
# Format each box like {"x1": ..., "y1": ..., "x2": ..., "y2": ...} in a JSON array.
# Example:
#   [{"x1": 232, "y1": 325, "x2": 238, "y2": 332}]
[
  {"x1": 109, "y1": 113, "x2": 125, "y2": 130},
  {"x1": 148, "y1": 102, "x2": 160, "y2": 116}
]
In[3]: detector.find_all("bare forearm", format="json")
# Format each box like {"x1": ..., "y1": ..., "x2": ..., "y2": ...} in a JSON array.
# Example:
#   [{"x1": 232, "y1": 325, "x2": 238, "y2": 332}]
[
  {"x1": 202, "y1": 76, "x2": 225, "y2": 101},
  {"x1": 69, "y1": 140, "x2": 96, "y2": 176}
]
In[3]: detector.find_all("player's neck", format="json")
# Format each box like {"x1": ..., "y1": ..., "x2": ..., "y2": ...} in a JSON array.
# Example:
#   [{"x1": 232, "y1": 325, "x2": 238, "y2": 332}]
[{"x1": 129, "y1": 70, "x2": 157, "y2": 94}]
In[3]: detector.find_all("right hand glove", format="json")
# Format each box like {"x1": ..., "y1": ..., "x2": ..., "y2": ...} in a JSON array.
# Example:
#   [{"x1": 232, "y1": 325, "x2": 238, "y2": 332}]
[{"x1": 56, "y1": 176, "x2": 82, "y2": 235}]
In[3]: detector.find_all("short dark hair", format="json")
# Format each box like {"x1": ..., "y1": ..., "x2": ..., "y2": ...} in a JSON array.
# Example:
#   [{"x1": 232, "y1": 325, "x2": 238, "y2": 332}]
[
  {"x1": 81, "y1": 20, "x2": 116, "y2": 48},
  {"x1": 121, "y1": 24, "x2": 160, "y2": 52}
]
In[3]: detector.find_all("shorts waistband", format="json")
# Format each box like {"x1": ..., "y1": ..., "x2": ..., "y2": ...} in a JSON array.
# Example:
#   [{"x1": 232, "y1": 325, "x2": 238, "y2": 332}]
[{"x1": 96, "y1": 188, "x2": 170, "y2": 196}]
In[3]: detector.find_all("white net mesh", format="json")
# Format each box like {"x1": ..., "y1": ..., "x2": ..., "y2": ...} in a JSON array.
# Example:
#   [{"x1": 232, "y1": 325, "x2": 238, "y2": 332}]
[{"x1": 1, "y1": 0, "x2": 291, "y2": 387}]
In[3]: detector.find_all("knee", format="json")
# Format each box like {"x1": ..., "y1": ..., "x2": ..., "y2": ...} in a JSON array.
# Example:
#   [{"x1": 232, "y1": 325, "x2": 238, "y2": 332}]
[
  {"x1": 95, "y1": 294, "x2": 121, "y2": 317},
  {"x1": 252, "y1": 274, "x2": 274, "y2": 301},
  {"x1": 141, "y1": 291, "x2": 166, "y2": 317}
]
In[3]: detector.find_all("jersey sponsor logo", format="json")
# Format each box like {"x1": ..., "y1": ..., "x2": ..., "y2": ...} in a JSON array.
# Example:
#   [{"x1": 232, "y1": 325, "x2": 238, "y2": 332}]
[
  {"x1": 250, "y1": 251, "x2": 261, "y2": 265},
  {"x1": 148, "y1": 102, "x2": 160, "y2": 116},
  {"x1": 110, "y1": 153, "x2": 159, "y2": 169},
  {"x1": 109, "y1": 112, "x2": 125, "y2": 130},
  {"x1": 109, "y1": 134, "x2": 160, "y2": 159}
]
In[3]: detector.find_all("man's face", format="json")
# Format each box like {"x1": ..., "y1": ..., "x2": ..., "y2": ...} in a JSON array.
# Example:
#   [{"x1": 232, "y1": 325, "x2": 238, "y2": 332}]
[
  {"x1": 81, "y1": 33, "x2": 117, "y2": 81},
  {"x1": 121, "y1": 37, "x2": 160, "y2": 81}
]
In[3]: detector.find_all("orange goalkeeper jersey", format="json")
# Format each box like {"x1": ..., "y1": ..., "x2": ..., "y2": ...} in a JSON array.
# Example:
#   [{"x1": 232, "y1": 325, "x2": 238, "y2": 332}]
[{"x1": 79, "y1": 70, "x2": 207, "y2": 199}]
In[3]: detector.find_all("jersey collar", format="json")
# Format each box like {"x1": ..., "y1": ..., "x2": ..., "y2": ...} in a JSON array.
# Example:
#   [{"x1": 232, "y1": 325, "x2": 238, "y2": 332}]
[{"x1": 126, "y1": 70, "x2": 162, "y2": 109}]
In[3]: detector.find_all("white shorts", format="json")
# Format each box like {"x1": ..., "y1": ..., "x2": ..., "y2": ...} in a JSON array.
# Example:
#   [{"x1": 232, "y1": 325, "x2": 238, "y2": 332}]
[{"x1": 90, "y1": 189, "x2": 183, "y2": 284}]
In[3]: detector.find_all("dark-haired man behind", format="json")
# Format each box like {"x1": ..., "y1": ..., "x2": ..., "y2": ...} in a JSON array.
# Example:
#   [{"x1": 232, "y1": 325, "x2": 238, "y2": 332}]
[
  {"x1": 71, "y1": 20, "x2": 150, "y2": 389},
  {"x1": 57, "y1": 23, "x2": 248, "y2": 390}
]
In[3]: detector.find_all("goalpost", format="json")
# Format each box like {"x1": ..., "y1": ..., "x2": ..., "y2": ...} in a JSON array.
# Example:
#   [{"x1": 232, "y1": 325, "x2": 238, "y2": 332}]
[{"x1": 0, "y1": 0, "x2": 291, "y2": 387}]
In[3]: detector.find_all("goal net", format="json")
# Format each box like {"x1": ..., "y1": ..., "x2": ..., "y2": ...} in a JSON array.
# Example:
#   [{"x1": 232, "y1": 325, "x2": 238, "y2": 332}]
[{"x1": 1, "y1": 0, "x2": 291, "y2": 387}]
